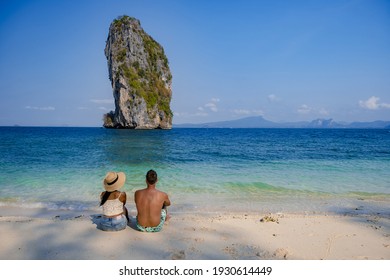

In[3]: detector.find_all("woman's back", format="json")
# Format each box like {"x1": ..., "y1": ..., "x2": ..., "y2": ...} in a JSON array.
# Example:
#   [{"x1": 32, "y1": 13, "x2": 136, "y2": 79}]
[{"x1": 101, "y1": 191, "x2": 126, "y2": 217}]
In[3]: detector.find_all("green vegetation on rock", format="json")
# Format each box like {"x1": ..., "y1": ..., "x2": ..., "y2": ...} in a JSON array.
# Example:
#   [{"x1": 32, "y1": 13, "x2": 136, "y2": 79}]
[{"x1": 112, "y1": 16, "x2": 172, "y2": 117}]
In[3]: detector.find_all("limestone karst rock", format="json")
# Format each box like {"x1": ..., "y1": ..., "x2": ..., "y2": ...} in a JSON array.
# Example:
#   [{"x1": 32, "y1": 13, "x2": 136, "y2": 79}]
[{"x1": 103, "y1": 16, "x2": 172, "y2": 129}]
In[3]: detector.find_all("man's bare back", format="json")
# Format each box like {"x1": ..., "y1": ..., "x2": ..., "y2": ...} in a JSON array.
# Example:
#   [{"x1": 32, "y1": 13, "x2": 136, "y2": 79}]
[{"x1": 134, "y1": 170, "x2": 171, "y2": 228}]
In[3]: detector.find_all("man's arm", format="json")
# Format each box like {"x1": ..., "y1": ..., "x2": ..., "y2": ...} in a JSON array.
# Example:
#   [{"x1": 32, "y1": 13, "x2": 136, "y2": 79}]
[
  {"x1": 134, "y1": 190, "x2": 139, "y2": 204},
  {"x1": 163, "y1": 192, "x2": 171, "y2": 207}
]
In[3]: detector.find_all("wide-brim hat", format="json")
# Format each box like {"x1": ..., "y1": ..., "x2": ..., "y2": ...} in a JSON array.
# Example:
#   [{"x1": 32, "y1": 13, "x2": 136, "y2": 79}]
[{"x1": 103, "y1": 171, "x2": 126, "y2": 192}]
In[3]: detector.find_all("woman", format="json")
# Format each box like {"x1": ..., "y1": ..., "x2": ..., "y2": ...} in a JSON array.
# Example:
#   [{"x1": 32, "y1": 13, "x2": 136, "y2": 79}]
[{"x1": 97, "y1": 171, "x2": 129, "y2": 231}]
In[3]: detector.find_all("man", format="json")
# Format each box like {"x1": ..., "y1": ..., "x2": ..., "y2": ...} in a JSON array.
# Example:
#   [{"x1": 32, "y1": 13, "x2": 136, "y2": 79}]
[{"x1": 134, "y1": 170, "x2": 171, "y2": 232}]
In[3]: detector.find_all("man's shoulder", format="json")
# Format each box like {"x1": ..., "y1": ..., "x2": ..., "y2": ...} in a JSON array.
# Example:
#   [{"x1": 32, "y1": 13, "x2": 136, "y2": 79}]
[
  {"x1": 156, "y1": 189, "x2": 169, "y2": 197},
  {"x1": 135, "y1": 188, "x2": 145, "y2": 196}
]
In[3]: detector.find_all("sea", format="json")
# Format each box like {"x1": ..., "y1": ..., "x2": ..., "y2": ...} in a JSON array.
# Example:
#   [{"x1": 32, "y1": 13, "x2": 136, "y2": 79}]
[{"x1": 0, "y1": 127, "x2": 389, "y2": 217}]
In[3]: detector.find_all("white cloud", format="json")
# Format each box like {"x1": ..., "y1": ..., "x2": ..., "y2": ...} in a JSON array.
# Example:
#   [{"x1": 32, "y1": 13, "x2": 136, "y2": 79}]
[
  {"x1": 359, "y1": 96, "x2": 390, "y2": 110},
  {"x1": 195, "y1": 106, "x2": 208, "y2": 116},
  {"x1": 359, "y1": 96, "x2": 380, "y2": 109},
  {"x1": 233, "y1": 109, "x2": 251, "y2": 115},
  {"x1": 90, "y1": 99, "x2": 113, "y2": 104},
  {"x1": 253, "y1": 110, "x2": 264, "y2": 116},
  {"x1": 174, "y1": 112, "x2": 192, "y2": 117},
  {"x1": 232, "y1": 109, "x2": 264, "y2": 116},
  {"x1": 203, "y1": 98, "x2": 220, "y2": 112},
  {"x1": 25, "y1": 106, "x2": 55, "y2": 111},
  {"x1": 195, "y1": 111, "x2": 208, "y2": 116},
  {"x1": 89, "y1": 99, "x2": 114, "y2": 112},
  {"x1": 297, "y1": 104, "x2": 311, "y2": 114},
  {"x1": 297, "y1": 105, "x2": 329, "y2": 116},
  {"x1": 174, "y1": 111, "x2": 208, "y2": 118},
  {"x1": 267, "y1": 94, "x2": 280, "y2": 102},
  {"x1": 176, "y1": 98, "x2": 220, "y2": 120},
  {"x1": 205, "y1": 103, "x2": 218, "y2": 112},
  {"x1": 319, "y1": 108, "x2": 329, "y2": 116}
]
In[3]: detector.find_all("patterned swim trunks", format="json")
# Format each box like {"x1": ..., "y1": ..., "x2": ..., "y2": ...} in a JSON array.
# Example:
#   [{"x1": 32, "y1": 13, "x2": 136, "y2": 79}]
[{"x1": 136, "y1": 209, "x2": 167, "y2": 232}]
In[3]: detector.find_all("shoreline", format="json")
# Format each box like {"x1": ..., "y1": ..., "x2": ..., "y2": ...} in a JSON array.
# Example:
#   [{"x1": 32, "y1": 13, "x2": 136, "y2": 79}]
[
  {"x1": 1, "y1": 191, "x2": 389, "y2": 218},
  {"x1": 0, "y1": 206, "x2": 388, "y2": 260}
]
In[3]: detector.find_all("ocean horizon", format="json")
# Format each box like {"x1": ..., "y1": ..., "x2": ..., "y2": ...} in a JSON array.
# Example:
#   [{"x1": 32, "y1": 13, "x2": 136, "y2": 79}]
[{"x1": 0, "y1": 127, "x2": 389, "y2": 217}]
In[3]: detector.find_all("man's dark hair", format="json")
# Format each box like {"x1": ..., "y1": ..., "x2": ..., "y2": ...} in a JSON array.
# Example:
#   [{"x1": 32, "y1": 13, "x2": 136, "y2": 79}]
[{"x1": 146, "y1": 169, "x2": 158, "y2": 185}]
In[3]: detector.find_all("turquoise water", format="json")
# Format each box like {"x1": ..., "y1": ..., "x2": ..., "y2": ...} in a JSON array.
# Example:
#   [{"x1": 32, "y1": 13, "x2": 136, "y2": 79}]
[{"x1": 0, "y1": 127, "x2": 389, "y2": 215}]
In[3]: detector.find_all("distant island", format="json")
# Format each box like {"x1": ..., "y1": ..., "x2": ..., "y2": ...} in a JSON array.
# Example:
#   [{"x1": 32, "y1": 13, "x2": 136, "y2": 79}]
[{"x1": 173, "y1": 116, "x2": 390, "y2": 129}]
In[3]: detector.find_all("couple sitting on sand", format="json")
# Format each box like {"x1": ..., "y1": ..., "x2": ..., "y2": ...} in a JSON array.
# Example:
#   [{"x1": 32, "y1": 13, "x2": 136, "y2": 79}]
[{"x1": 97, "y1": 169, "x2": 171, "y2": 233}]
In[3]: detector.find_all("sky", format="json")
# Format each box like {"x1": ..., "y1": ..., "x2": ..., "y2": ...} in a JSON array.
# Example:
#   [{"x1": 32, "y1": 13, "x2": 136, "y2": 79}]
[{"x1": 0, "y1": 0, "x2": 389, "y2": 126}]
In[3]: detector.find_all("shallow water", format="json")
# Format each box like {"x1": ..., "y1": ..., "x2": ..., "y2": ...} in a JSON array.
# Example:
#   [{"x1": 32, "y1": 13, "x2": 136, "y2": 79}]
[{"x1": 0, "y1": 127, "x2": 389, "y2": 215}]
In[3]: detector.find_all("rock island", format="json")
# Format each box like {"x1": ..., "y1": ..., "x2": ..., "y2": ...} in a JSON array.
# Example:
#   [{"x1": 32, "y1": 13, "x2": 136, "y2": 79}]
[{"x1": 103, "y1": 16, "x2": 172, "y2": 129}]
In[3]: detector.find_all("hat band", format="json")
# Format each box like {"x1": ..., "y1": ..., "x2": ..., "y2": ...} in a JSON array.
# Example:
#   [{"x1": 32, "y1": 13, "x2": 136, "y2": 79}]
[{"x1": 107, "y1": 174, "x2": 119, "y2": 186}]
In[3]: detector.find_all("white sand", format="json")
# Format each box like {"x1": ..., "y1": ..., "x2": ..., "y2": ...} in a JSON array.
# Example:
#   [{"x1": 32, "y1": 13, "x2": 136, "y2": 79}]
[{"x1": 0, "y1": 207, "x2": 388, "y2": 260}]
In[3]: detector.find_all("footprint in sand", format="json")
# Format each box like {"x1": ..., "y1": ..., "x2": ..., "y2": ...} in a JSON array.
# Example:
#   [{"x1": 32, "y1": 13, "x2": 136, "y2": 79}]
[
  {"x1": 273, "y1": 248, "x2": 289, "y2": 259},
  {"x1": 171, "y1": 250, "x2": 186, "y2": 260}
]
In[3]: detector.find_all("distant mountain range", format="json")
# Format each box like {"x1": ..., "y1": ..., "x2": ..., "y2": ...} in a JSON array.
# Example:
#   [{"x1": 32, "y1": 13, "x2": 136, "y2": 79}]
[{"x1": 173, "y1": 116, "x2": 390, "y2": 129}]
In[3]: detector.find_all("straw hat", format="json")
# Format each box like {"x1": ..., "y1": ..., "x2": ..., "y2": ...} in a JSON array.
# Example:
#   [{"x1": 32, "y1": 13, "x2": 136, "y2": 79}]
[{"x1": 103, "y1": 171, "x2": 126, "y2": 192}]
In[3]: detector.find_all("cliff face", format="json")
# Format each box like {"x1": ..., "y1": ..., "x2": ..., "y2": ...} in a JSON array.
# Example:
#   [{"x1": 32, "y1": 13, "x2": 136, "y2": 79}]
[{"x1": 103, "y1": 16, "x2": 172, "y2": 129}]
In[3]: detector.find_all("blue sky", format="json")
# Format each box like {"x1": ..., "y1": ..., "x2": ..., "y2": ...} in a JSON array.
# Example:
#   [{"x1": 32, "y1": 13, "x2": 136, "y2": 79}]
[{"x1": 0, "y1": 0, "x2": 389, "y2": 126}]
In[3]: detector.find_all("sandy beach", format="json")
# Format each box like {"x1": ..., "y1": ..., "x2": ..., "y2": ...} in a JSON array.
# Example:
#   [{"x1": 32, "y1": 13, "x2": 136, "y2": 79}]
[{"x1": 0, "y1": 207, "x2": 388, "y2": 260}]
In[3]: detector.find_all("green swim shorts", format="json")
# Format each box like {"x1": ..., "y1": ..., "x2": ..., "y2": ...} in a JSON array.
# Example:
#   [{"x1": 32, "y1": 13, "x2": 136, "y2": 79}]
[{"x1": 136, "y1": 209, "x2": 167, "y2": 232}]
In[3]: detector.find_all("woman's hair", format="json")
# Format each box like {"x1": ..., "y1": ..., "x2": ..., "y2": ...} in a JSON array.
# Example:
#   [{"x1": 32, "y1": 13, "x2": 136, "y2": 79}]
[{"x1": 100, "y1": 191, "x2": 114, "y2": 206}]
